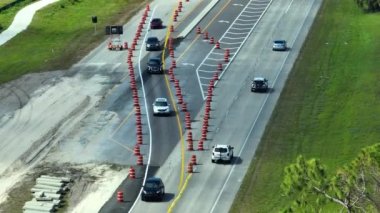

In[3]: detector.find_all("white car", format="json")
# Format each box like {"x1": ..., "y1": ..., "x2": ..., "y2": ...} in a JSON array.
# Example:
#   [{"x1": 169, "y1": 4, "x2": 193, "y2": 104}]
[
  {"x1": 211, "y1": 144, "x2": 234, "y2": 163},
  {"x1": 152, "y1": 98, "x2": 170, "y2": 116},
  {"x1": 108, "y1": 38, "x2": 123, "y2": 51}
]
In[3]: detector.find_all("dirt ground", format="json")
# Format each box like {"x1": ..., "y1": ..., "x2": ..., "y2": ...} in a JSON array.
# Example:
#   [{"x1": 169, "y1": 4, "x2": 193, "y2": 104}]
[
  {"x1": 0, "y1": 162, "x2": 128, "y2": 213},
  {"x1": 0, "y1": 59, "x2": 129, "y2": 209}
]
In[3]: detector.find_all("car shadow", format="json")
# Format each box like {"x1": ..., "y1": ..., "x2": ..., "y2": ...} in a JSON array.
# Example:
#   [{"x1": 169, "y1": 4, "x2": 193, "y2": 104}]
[
  {"x1": 231, "y1": 156, "x2": 243, "y2": 165},
  {"x1": 162, "y1": 192, "x2": 175, "y2": 202}
]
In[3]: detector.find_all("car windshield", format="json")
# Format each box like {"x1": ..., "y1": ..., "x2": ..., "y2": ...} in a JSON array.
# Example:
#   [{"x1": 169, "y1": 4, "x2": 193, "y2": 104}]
[
  {"x1": 152, "y1": 19, "x2": 161, "y2": 23},
  {"x1": 215, "y1": 147, "x2": 227, "y2": 153},
  {"x1": 149, "y1": 59, "x2": 160, "y2": 65},
  {"x1": 145, "y1": 182, "x2": 159, "y2": 189},
  {"x1": 274, "y1": 40, "x2": 285, "y2": 44},
  {"x1": 254, "y1": 80, "x2": 265, "y2": 85},
  {"x1": 155, "y1": 101, "x2": 168, "y2": 107},
  {"x1": 147, "y1": 37, "x2": 158, "y2": 43}
]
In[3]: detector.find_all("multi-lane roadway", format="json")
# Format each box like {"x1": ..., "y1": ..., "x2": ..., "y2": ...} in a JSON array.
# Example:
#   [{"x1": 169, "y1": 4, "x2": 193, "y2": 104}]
[
  {"x1": 88, "y1": 0, "x2": 324, "y2": 212},
  {"x1": 126, "y1": 0, "x2": 323, "y2": 212}
]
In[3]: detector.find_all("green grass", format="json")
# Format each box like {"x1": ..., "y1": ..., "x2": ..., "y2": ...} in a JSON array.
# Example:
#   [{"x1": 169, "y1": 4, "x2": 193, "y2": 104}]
[
  {"x1": 0, "y1": 0, "x2": 36, "y2": 30},
  {"x1": 230, "y1": 0, "x2": 380, "y2": 212},
  {"x1": 0, "y1": 0, "x2": 15, "y2": 7},
  {"x1": 0, "y1": 0, "x2": 146, "y2": 84}
]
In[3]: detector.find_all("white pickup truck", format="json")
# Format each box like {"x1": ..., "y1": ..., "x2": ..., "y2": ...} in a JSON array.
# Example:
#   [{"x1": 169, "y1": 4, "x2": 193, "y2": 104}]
[
  {"x1": 108, "y1": 38, "x2": 123, "y2": 51},
  {"x1": 211, "y1": 144, "x2": 234, "y2": 163}
]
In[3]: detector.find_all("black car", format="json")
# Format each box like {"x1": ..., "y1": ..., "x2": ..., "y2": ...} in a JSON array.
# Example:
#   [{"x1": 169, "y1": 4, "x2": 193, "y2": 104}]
[
  {"x1": 147, "y1": 57, "x2": 163, "y2": 74},
  {"x1": 150, "y1": 18, "x2": 163, "y2": 29},
  {"x1": 146, "y1": 37, "x2": 161, "y2": 51},
  {"x1": 251, "y1": 77, "x2": 269, "y2": 92},
  {"x1": 141, "y1": 177, "x2": 165, "y2": 201}
]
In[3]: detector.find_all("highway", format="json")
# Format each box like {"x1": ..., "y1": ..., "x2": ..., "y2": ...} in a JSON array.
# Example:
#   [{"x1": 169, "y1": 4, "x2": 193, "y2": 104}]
[
  {"x1": 70, "y1": 0, "x2": 324, "y2": 212},
  {"x1": 129, "y1": 0, "x2": 323, "y2": 212},
  {"x1": 0, "y1": 0, "x2": 323, "y2": 212}
]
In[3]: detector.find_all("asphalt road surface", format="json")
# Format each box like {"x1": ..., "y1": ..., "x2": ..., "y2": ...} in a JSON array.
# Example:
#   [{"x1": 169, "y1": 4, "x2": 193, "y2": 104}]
[{"x1": 130, "y1": 0, "x2": 323, "y2": 212}]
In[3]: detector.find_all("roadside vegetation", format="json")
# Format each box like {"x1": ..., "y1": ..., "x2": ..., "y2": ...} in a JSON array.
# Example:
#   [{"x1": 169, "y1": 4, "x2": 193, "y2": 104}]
[
  {"x1": 0, "y1": 0, "x2": 35, "y2": 31},
  {"x1": 0, "y1": 0, "x2": 145, "y2": 84},
  {"x1": 230, "y1": 0, "x2": 380, "y2": 212},
  {"x1": 0, "y1": 0, "x2": 16, "y2": 7},
  {"x1": 282, "y1": 143, "x2": 380, "y2": 212}
]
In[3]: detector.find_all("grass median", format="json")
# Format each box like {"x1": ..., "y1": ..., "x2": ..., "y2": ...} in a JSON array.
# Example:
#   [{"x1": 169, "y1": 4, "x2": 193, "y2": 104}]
[
  {"x1": 230, "y1": 0, "x2": 380, "y2": 212},
  {"x1": 0, "y1": 0, "x2": 145, "y2": 84}
]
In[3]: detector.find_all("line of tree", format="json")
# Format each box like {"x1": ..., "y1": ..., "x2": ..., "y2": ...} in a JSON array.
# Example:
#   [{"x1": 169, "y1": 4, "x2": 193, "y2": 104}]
[
  {"x1": 355, "y1": 0, "x2": 380, "y2": 12},
  {"x1": 281, "y1": 143, "x2": 380, "y2": 212}
]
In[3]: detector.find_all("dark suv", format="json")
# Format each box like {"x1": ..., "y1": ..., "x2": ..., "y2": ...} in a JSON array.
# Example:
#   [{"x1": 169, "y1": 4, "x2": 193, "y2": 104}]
[
  {"x1": 251, "y1": 77, "x2": 269, "y2": 92},
  {"x1": 150, "y1": 18, "x2": 163, "y2": 29},
  {"x1": 147, "y1": 57, "x2": 163, "y2": 74},
  {"x1": 141, "y1": 177, "x2": 165, "y2": 201},
  {"x1": 146, "y1": 37, "x2": 161, "y2": 51}
]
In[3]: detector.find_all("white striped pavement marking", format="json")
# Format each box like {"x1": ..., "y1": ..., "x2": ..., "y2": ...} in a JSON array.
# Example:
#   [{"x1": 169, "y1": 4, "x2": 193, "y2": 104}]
[
  {"x1": 233, "y1": 22, "x2": 255, "y2": 26},
  {"x1": 230, "y1": 27, "x2": 252, "y2": 30},
  {"x1": 226, "y1": 31, "x2": 249, "y2": 35},
  {"x1": 222, "y1": 36, "x2": 247, "y2": 40}
]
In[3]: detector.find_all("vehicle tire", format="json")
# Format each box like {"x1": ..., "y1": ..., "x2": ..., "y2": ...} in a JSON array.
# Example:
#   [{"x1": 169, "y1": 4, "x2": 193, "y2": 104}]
[
  {"x1": 211, "y1": 159, "x2": 214, "y2": 163},
  {"x1": 141, "y1": 195, "x2": 145, "y2": 201}
]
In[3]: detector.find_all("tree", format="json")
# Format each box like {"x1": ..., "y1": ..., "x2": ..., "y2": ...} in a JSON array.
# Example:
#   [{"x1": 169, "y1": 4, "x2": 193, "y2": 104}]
[
  {"x1": 355, "y1": 0, "x2": 380, "y2": 12},
  {"x1": 281, "y1": 144, "x2": 380, "y2": 212}
]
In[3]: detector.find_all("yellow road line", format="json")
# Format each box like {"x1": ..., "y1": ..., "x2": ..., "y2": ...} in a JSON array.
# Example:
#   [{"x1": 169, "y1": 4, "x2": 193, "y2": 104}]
[
  {"x1": 175, "y1": 0, "x2": 233, "y2": 62},
  {"x1": 163, "y1": 0, "x2": 234, "y2": 212},
  {"x1": 162, "y1": 5, "x2": 186, "y2": 192},
  {"x1": 167, "y1": 174, "x2": 193, "y2": 213}
]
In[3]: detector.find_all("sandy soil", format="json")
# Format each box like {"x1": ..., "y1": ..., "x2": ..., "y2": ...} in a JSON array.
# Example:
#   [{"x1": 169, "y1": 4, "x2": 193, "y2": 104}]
[
  {"x1": 68, "y1": 164, "x2": 128, "y2": 213},
  {"x1": 0, "y1": 62, "x2": 122, "y2": 206},
  {"x1": 0, "y1": 162, "x2": 128, "y2": 213}
]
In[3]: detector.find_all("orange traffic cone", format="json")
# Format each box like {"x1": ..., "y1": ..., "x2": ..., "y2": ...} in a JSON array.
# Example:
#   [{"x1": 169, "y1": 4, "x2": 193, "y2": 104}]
[
  {"x1": 129, "y1": 166, "x2": 136, "y2": 179},
  {"x1": 117, "y1": 191, "x2": 124, "y2": 202}
]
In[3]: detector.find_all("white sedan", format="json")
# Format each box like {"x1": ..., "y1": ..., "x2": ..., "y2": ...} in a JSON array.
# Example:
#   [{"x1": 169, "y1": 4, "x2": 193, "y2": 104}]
[{"x1": 152, "y1": 98, "x2": 170, "y2": 116}]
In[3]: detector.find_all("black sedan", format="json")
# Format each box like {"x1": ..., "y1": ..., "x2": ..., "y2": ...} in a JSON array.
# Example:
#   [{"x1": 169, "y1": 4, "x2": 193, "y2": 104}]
[
  {"x1": 150, "y1": 18, "x2": 163, "y2": 29},
  {"x1": 141, "y1": 177, "x2": 165, "y2": 201},
  {"x1": 146, "y1": 37, "x2": 161, "y2": 51},
  {"x1": 251, "y1": 77, "x2": 269, "y2": 92},
  {"x1": 147, "y1": 57, "x2": 163, "y2": 74}
]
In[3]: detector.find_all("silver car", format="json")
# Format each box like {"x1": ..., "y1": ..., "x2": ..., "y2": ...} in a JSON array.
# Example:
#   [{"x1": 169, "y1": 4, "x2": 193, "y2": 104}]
[
  {"x1": 272, "y1": 40, "x2": 287, "y2": 51},
  {"x1": 152, "y1": 98, "x2": 170, "y2": 116}
]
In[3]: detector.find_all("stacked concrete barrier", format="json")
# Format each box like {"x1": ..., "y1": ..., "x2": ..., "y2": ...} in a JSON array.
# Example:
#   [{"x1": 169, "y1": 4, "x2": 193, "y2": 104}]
[{"x1": 24, "y1": 175, "x2": 72, "y2": 213}]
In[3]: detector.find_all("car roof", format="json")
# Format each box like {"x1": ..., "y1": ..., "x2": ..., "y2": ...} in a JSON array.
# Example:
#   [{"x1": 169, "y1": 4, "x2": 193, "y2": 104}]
[
  {"x1": 253, "y1": 77, "x2": 266, "y2": 81},
  {"x1": 155, "y1": 98, "x2": 167, "y2": 102},
  {"x1": 151, "y1": 18, "x2": 162, "y2": 22},
  {"x1": 149, "y1": 57, "x2": 161, "y2": 61},
  {"x1": 214, "y1": 144, "x2": 229, "y2": 149},
  {"x1": 274, "y1": 40, "x2": 286, "y2": 43},
  {"x1": 146, "y1": 177, "x2": 162, "y2": 182},
  {"x1": 147, "y1": 37, "x2": 159, "y2": 41}
]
